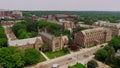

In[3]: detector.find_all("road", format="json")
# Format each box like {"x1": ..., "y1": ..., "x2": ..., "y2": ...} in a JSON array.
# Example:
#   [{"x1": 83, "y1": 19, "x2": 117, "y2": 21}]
[{"x1": 25, "y1": 43, "x2": 107, "y2": 68}]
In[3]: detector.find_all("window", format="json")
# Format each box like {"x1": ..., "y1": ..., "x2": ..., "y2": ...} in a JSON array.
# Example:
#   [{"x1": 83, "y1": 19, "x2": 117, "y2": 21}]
[{"x1": 55, "y1": 42, "x2": 59, "y2": 47}]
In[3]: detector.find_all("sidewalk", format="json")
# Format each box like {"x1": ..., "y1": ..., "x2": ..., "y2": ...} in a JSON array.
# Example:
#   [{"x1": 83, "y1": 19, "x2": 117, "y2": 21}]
[{"x1": 40, "y1": 51, "x2": 50, "y2": 61}]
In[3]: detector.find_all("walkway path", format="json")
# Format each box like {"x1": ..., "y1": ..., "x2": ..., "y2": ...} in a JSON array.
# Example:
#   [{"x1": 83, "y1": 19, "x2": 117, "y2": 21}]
[
  {"x1": 25, "y1": 43, "x2": 108, "y2": 68},
  {"x1": 93, "y1": 59, "x2": 111, "y2": 68},
  {"x1": 40, "y1": 51, "x2": 50, "y2": 61},
  {"x1": 3, "y1": 26, "x2": 17, "y2": 41}
]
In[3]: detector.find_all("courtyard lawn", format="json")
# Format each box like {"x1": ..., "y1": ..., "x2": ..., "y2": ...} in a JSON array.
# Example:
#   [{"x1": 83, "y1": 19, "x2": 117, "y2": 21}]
[
  {"x1": 68, "y1": 63, "x2": 86, "y2": 68},
  {"x1": 39, "y1": 53, "x2": 46, "y2": 62},
  {"x1": 44, "y1": 50, "x2": 69, "y2": 59}
]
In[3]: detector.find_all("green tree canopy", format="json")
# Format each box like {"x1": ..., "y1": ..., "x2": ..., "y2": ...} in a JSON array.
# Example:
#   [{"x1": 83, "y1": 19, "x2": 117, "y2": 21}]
[
  {"x1": 18, "y1": 29, "x2": 29, "y2": 39},
  {"x1": 0, "y1": 38, "x2": 7, "y2": 47},
  {"x1": 12, "y1": 23, "x2": 27, "y2": 37},
  {"x1": 0, "y1": 25, "x2": 7, "y2": 47},
  {"x1": 0, "y1": 46, "x2": 25, "y2": 68},
  {"x1": 112, "y1": 56, "x2": 120, "y2": 68},
  {"x1": 104, "y1": 46, "x2": 115, "y2": 64},
  {"x1": 108, "y1": 37, "x2": 120, "y2": 51},
  {"x1": 24, "y1": 48, "x2": 41, "y2": 65},
  {"x1": 95, "y1": 49, "x2": 108, "y2": 61},
  {"x1": 87, "y1": 60, "x2": 98, "y2": 68}
]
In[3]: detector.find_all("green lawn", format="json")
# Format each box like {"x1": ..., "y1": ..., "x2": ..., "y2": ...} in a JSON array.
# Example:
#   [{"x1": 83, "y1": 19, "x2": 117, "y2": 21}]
[
  {"x1": 44, "y1": 50, "x2": 69, "y2": 59},
  {"x1": 68, "y1": 63, "x2": 86, "y2": 68},
  {"x1": 39, "y1": 53, "x2": 46, "y2": 62}
]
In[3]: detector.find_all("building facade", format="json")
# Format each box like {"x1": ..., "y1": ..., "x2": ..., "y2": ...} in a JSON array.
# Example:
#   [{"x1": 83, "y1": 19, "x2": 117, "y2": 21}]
[
  {"x1": 40, "y1": 32, "x2": 68, "y2": 51},
  {"x1": 62, "y1": 21, "x2": 75, "y2": 30},
  {"x1": 74, "y1": 27, "x2": 112, "y2": 47},
  {"x1": 8, "y1": 37, "x2": 43, "y2": 51},
  {"x1": 43, "y1": 14, "x2": 78, "y2": 22},
  {"x1": 93, "y1": 21, "x2": 120, "y2": 36},
  {"x1": 0, "y1": 10, "x2": 22, "y2": 19}
]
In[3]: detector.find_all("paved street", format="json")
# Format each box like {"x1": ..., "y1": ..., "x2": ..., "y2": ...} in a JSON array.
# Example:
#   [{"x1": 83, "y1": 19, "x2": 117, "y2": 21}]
[{"x1": 25, "y1": 43, "x2": 107, "y2": 68}]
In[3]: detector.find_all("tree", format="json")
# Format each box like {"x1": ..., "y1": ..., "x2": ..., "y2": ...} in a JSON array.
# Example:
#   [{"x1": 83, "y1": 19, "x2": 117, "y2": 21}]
[
  {"x1": 108, "y1": 37, "x2": 120, "y2": 51},
  {"x1": 0, "y1": 46, "x2": 25, "y2": 68},
  {"x1": 0, "y1": 38, "x2": 7, "y2": 47},
  {"x1": 62, "y1": 47, "x2": 69, "y2": 53},
  {"x1": 73, "y1": 27, "x2": 87, "y2": 33},
  {"x1": 18, "y1": 29, "x2": 29, "y2": 39},
  {"x1": 70, "y1": 45, "x2": 79, "y2": 51},
  {"x1": 95, "y1": 49, "x2": 108, "y2": 61},
  {"x1": 0, "y1": 26, "x2": 7, "y2": 47},
  {"x1": 12, "y1": 23, "x2": 27, "y2": 37},
  {"x1": 29, "y1": 31, "x2": 38, "y2": 37},
  {"x1": 104, "y1": 46, "x2": 115, "y2": 64},
  {"x1": 87, "y1": 60, "x2": 98, "y2": 68},
  {"x1": 112, "y1": 56, "x2": 120, "y2": 68},
  {"x1": 24, "y1": 48, "x2": 40, "y2": 65}
]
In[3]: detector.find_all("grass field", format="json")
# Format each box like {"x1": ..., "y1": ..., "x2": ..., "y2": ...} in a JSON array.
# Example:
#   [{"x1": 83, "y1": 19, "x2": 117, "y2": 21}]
[
  {"x1": 44, "y1": 50, "x2": 69, "y2": 59},
  {"x1": 68, "y1": 63, "x2": 85, "y2": 68}
]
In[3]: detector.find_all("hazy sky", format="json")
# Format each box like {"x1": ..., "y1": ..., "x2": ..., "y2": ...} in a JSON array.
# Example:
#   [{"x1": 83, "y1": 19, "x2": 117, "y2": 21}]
[{"x1": 0, "y1": 0, "x2": 120, "y2": 11}]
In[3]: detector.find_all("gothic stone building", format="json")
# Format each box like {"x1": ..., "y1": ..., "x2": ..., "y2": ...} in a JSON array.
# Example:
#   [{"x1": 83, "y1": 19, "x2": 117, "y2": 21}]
[
  {"x1": 40, "y1": 32, "x2": 68, "y2": 51},
  {"x1": 62, "y1": 21, "x2": 75, "y2": 30},
  {"x1": 74, "y1": 27, "x2": 112, "y2": 47},
  {"x1": 93, "y1": 21, "x2": 120, "y2": 36},
  {"x1": 8, "y1": 37, "x2": 43, "y2": 51}
]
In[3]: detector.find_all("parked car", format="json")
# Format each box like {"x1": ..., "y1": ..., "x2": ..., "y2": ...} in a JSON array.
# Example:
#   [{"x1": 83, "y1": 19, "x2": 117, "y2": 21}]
[
  {"x1": 68, "y1": 57, "x2": 72, "y2": 60},
  {"x1": 100, "y1": 45, "x2": 104, "y2": 48},
  {"x1": 83, "y1": 55, "x2": 89, "y2": 57},
  {"x1": 52, "y1": 64, "x2": 59, "y2": 68}
]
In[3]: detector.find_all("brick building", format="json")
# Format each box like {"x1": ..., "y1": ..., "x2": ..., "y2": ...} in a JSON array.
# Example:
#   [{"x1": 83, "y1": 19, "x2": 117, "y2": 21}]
[
  {"x1": 74, "y1": 27, "x2": 112, "y2": 47},
  {"x1": 43, "y1": 14, "x2": 78, "y2": 22},
  {"x1": 0, "y1": 10, "x2": 22, "y2": 19},
  {"x1": 93, "y1": 21, "x2": 120, "y2": 36},
  {"x1": 0, "y1": 10, "x2": 11, "y2": 18}
]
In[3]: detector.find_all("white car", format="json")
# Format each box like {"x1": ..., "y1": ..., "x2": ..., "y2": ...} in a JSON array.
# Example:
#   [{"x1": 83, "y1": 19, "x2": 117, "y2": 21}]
[{"x1": 52, "y1": 64, "x2": 59, "y2": 68}]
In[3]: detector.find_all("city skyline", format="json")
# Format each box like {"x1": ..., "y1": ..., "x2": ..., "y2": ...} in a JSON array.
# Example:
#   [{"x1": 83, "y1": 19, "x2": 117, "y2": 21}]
[{"x1": 0, "y1": 0, "x2": 120, "y2": 11}]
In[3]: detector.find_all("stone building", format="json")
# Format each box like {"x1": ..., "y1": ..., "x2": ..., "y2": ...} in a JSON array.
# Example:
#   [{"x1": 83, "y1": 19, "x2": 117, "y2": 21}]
[
  {"x1": 74, "y1": 27, "x2": 112, "y2": 47},
  {"x1": 3, "y1": 25, "x2": 43, "y2": 51},
  {"x1": 40, "y1": 32, "x2": 68, "y2": 51},
  {"x1": 93, "y1": 21, "x2": 120, "y2": 36},
  {"x1": 62, "y1": 21, "x2": 75, "y2": 30},
  {"x1": 8, "y1": 37, "x2": 43, "y2": 51}
]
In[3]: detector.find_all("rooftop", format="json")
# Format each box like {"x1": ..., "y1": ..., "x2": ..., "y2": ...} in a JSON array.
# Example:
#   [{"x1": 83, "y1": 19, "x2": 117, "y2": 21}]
[
  {"x1": 8, "y1": 37, "x2": 42, "y2": 46},
  {"x1": 40, "y1": 32, "x2": 54, "y2": 40},
  {"x1": 81, "y1": 27, "x2": 105, "y2": 35}
]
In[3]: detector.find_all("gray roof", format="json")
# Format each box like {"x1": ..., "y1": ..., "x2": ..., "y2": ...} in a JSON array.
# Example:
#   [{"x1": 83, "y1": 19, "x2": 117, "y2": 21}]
[
  {"x1": 8, "y1": 37, "x2": 42, "y2": 46},
  {"x1": 81, "y1": 27, "x2": 105, "y2": 36},
  {"x1": 40, "y1": 32, "x2": 54, "y2": 40}
]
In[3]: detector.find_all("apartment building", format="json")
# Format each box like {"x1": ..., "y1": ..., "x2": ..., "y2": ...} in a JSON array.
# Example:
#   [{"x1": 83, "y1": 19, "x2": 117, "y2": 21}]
[
  {"x1": 74, "y1": 27, "x2": 112, "y2": 47},
  {"x1": 93, "y1": 21, "x2": 120, "y2": 36}
]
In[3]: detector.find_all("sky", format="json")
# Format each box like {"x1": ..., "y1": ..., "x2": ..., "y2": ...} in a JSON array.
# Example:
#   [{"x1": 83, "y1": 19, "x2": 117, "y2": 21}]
[{"x1": 0, "y1": 0, "x2": 120, "y2": 11}]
